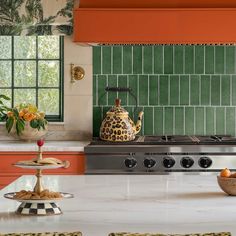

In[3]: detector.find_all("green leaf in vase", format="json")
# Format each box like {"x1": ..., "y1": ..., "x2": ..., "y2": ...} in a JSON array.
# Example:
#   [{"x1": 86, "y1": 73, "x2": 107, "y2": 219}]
[
  {"x1": 6, "y1": 117, "x2": 14, "y2": 133},
  {"x1": 30, "y1": 119, "x2": 39, "y2": 128}
]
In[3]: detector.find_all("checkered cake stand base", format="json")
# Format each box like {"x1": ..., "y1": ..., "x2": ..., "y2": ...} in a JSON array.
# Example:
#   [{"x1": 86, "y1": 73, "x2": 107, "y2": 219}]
[{"x1": 16, "y1": 202, "x2": 62, "y2": 215}]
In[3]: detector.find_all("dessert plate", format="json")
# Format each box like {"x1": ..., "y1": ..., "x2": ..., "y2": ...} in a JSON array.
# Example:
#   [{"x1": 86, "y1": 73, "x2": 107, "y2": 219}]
[
  {"x1": 4, "y1": 192, "x2": 74, "y2": 203},
  {"x1": 13, "y1": 163, "x2": 64, "y2": 169}
]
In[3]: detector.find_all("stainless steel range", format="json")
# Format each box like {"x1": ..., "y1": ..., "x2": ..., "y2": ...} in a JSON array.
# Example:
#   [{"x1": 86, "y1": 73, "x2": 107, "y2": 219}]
[{"x1": 84, "y1": 135, "x2": 236, "y2": 174}]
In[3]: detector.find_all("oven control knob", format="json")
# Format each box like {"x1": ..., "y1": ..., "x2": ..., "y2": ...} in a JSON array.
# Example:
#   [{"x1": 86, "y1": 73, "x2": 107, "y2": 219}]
[
  {"x1": 181, "y1": 157, "x2": 194, "y2": 168},
  {"x1": 143, "y1": 158, "x2": 156, "y2": 168},
  {"x1": 163, "y1": 157, "x2": 175, "y2": 168},
  {"x1": 199, "y1": 157, "x2": 212, "y2": 168},
  {"x1": 124, "y1": 158, "x2": 137, "y2": 168}
]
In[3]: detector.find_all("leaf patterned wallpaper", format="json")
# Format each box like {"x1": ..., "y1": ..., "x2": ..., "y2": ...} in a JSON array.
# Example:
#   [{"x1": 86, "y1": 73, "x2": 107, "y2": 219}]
[{"x1": 0, "y1": 0, "x2": 74, "y2": 35}]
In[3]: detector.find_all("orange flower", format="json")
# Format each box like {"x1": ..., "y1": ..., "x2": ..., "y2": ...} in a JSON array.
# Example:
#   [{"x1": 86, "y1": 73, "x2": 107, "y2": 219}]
[
  {"x1": 23, "y1": 113, "x2": 35, "y2": 122},
  {"x1": 7, "y1": 111, "x2": 14, "y2": 117},
  {"x1": 22, "y1": 108, "x2": 29, "y2": 114},
  {"x1": 19, "y1": 111, "x2": 24, "y2": 118}
]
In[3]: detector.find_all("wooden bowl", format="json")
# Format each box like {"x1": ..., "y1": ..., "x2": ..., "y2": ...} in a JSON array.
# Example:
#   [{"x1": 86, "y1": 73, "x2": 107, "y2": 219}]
[{"x1": 217, "y1": 176, "x2": 236, "y2": 195}]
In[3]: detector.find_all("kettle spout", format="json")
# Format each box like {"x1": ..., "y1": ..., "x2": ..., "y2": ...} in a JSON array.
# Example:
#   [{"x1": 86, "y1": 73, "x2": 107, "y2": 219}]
[{"x1": 134, "y1": 111, "x2": 144, "y2": 134}]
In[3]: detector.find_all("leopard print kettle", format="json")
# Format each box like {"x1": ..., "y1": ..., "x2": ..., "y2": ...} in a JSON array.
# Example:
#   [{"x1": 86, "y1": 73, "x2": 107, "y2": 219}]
[{"x1": 99, "y1": 98, "x2": 144, "y2": 142}]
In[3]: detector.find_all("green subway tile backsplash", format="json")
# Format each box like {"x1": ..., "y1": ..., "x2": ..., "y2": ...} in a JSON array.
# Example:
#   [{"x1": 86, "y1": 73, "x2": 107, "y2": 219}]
[
  {"x1": 184, "y1": 46, "x2": 194, "y2": 74},
  {"x1": 226, "y1": 46, "x2": 235, "y2": 74},
  {"x1": 164, "y1": 46, "x2": 173, "y2": 74},
  {"x1": 154, "y1": 46, "x2": 163, "y2": 74},
  {"x1": 102, "y1": 47, "x2": 111, "y2": 74},
  {"x1": 174, "y1": 46, "x2": 184, "y2": 74},
  {"x1": 112, "y1": 47, "x2": 122, "y2": 74},
  {"x1": 123, "y1": 47, "x2": 132, "y2": 74},
  {"x1": 93, "y1": 45, "x2": 236, "y2": 136}
]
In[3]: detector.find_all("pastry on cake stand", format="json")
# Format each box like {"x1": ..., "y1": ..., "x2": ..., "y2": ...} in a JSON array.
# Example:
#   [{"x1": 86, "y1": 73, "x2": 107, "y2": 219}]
[{"x1": 4, "y1": 139, "x2": 73, "y2": 216}]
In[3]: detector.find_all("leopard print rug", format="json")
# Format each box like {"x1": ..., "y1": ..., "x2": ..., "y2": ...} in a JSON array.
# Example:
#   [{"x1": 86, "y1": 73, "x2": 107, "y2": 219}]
[
  {"x1": 0, "y1": 232, "x2": 82, "y2": 236},
  {"x1": 109, "y1": 233, "x2": 231, "y2": 236}
]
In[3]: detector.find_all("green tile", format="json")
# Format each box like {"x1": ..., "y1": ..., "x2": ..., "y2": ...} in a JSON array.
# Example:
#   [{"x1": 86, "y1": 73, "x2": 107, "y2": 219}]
[
  {"x1": 221, "y1": 75, "x2": 230, "y2": 105},
  {"x1": 200, "y1": 75, "x2": 210, "y2": 105},
  {"x1": 180, "y1": 75, "x2": 189, "y2": 105},
  {"x1": 194, "y1": 46, "x2": 204, "y2": 74},
  {"x1": 216, "y1": 107, "x2": 225, "y2": 135},
  {"x1": 127, "y1": 75, "x2": 138, "y2": 106},
  {"x1": 144, "y1": 107, "x2": 153, "y2": 135},
  {"x1": 93, "y1": 46, "x2": 101, "y2": 74},
  {"x1": 97, "y1": 75, "x2": 107, "y2": 106},
  {"x1": 190, "y1": 75, "x2": 200, "y2": 105},
  {"x1": 205, "y1": 46, "x2": 214, "y2": 74},
  {"x1": 226, "y1": 107, "x2": 235, "y2": 135},
  {"x1": 232, "y1": 75, "x2": 236, "y2": 105},
  {"x1": 93, "y1": 75, "x2": 97, "y2": 105},
  {"x1": 225, "y1": 46, "x2": 235, "y2": 74},
  {"x1": 175, "y1": 107, "x2": 184, "y2": 135},
  {"x1": 154, "y1": 107, "x2": 163, "y2": 135},
  {"x1": 195, "y1": 107, "x2": 204, "y2": 135},
  {"x1": 215, "y1": 46, "x2": 224, "y2": 74},
  {"x1": 149, "y1": 75, "x2": 158, "y2": 105},
  {"x1": 93, "y1": 107, "x2": 102, "y2": 137},
  {"x1": 174, "y1": 46, "x2": 183, "y2": 74},
  {"x1": 133, "y1": 46, "x2": 142, "y2": 74},
  {"x1": 185, "y1": 107, "x2": 194, "y2": 135},
  {"x1": 164, "y1": 107, "x2": 173, "y2": 134},
  {"x1": 211, "y1": 75, "x2": 220, "y2": 105},
  {"x1": 128, "y1": 75, "x2": 138, "y2": 106},
  {"x1": 170, "y1": 75, "x2": 179, "y2": 105},
  {"x1": 184, "y1": 46, "x2": 194, "y2": 74},
  {"x1": 112, "y1": 46, "x2": 122, "y2": 74},
  {"x1": 118, "y1": 75, "x2": 128, "y2": 105},
  {"x1": 205, "y1": 107, "x2": 215, "y2": 135},
  {"x1": 107, "y1": 75, "x2": 118, "y2": 106},
  {"x1": 102, "y1": 46, "x2": 111, "y2": 74},
  {"x1": 164, "y1": 45, "x2": 173, "y2": 74},
  {"x1": 159, "y1": 75, "x2": 169, "y2": 105},
  {"x1": 139, "y1": 75, "x2": 148, "y2": 105},
  {"x1": 143, "y1": 46, "x2": 153, "y2": 74},
  {"x1": 154, "y1": 46, "x2": 163, "y2": 74},
  {"x1": 123, "y1": 46, "x2": 132, "y2": 74}
]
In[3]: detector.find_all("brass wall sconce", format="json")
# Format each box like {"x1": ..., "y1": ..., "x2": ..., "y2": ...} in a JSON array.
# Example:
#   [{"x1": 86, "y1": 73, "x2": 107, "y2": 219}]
[{"x1": 71, "y1": 64, "x2": 85, "y2": 83}]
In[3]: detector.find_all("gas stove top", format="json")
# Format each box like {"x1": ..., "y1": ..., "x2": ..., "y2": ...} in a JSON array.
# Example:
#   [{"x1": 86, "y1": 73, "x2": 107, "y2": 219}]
[
  {"x1": 90, "y1": 135, "x2": 236, "y2": 145},
  {"x1": 85, "y1": 135, "x2": 236, "y2": 174}
]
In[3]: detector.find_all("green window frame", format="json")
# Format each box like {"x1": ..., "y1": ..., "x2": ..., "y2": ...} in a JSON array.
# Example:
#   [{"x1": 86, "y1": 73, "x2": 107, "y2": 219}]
[{"x1": 0, "y1": 36, "x2": 64, "y2": 122}]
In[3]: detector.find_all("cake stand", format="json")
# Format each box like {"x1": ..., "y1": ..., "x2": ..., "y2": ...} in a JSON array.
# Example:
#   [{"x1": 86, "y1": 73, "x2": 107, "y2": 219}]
[{"x1": 4, "y1": 140, "x2": 74, "y2": 216}]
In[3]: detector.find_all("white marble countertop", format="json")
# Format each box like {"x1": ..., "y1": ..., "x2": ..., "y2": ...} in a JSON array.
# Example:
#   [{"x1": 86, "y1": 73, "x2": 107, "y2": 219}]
[
  {"x1": 0, "y1": 174, "x2": 235, "y2": 235},
  {"x1": 0, "y1": 141, "x2": 89, "y2": 152}
]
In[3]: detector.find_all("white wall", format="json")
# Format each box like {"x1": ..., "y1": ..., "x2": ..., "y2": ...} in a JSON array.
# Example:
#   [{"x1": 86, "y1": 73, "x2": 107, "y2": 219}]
[{"x1": 0, "y1": 36, "x2": 93, "y2": 141}]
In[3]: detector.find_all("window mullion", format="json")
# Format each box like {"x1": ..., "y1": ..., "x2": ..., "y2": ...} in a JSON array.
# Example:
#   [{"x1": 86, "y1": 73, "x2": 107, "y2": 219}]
[
  {"x1": 60, "y1": 36, "x2": 64, "y2": 122},
  {"x1": 36, "y1": 37, "x2": 39, "y2": 108},
  {"x1": 11, "y1": 36, "x2": 14, "y2": 108}
]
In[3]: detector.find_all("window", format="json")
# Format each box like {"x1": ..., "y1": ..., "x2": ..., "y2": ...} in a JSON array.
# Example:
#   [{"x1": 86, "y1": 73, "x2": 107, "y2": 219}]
[{"x1": 0, "y1": 36, "x2": 64, "y2": 122}]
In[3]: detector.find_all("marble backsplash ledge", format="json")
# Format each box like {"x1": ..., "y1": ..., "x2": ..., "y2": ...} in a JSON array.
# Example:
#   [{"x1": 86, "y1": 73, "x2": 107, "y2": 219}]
[{"x1": 0, "y1": 124, "x2": 92, "y2": 141}]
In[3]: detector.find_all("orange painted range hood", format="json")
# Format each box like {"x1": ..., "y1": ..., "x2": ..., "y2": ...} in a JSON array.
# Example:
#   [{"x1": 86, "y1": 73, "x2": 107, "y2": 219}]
[{"x1": 74, "y1": 0, "x2": 236, "y2": 44}]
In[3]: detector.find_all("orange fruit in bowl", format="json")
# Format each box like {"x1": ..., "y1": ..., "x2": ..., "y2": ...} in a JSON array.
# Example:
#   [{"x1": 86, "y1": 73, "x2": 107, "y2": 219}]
[
  {"x1": 220, "y1": 168, "x2": 231, "y2": 177},
  {"x1": 230, "y1": 173, "x2": 236, "y2": 178}
]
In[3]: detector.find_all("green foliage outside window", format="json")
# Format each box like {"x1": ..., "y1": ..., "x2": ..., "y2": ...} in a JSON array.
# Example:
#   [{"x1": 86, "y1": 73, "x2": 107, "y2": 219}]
[{"x1": 0, "y1": 36, "x2": 63, "y2": 121}]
